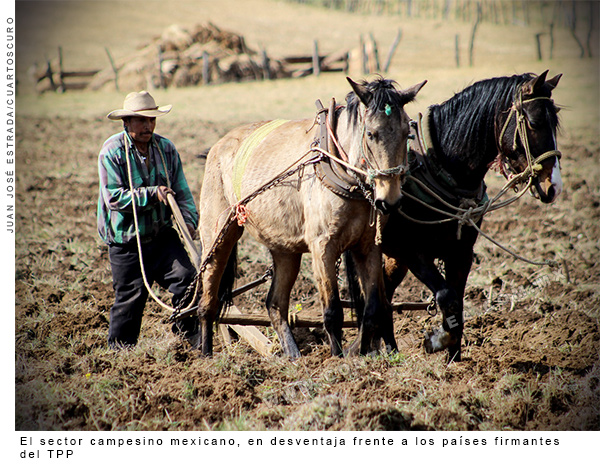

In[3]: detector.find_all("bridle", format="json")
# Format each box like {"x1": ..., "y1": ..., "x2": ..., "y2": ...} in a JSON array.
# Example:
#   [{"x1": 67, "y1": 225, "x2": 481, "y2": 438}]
[
  {"x1": 395, "y1": 92, "x2": 563, "y2": 267},
  {"x1": 497, "y1": 93, "x2": 561, "y2": 183},
  {"x1": 316, "y1": 105, "x2": 409, "y2": 192},
  {"x1": 311, "y1": 99, "x2": 409, "y2": 244},
  {"x1": 357, "y1": 107, "x2": 409, "y2": 185}
]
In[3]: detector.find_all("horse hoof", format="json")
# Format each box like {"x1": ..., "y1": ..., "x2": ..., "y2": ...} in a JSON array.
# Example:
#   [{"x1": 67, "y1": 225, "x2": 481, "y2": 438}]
[{"x1": 284, "y1": 344, "x2": 302, "y2": 360}]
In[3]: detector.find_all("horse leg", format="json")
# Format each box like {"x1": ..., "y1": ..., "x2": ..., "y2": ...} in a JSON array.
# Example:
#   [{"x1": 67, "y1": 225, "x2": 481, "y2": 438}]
[
  {"x1": 311, "y1": 244, "x2": 344, "y2": 357},
  {"x1": 351, "y1": 247, "x2": 397, "y2": 355},
  {"x1": 402, "y1": 255, "x2": 459, "y2": 357},
  {"x1": 383, "y1": 254, "x2": 409, "y2": 301},
  {"x1": 438, "y1": 250, "x2": 474, "y2": 362},
  {"x1": 266, "y1": 252, "x2": 302, "y2": 359},
  {"x1": 197, "y1": 224, "x2": 242, "y2": 356}
]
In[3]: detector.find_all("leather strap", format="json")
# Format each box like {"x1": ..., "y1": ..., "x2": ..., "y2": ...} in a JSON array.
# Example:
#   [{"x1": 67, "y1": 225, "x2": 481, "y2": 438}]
[
  {"x1": 406, "y1": 116, "x2": 487, "y2": 207},
  {"x1": 315, "y1": 157, "x2": 364, "y2": 200},
  {"x1": 313, "y1": 99, "x2": 364, "y2": 201}
]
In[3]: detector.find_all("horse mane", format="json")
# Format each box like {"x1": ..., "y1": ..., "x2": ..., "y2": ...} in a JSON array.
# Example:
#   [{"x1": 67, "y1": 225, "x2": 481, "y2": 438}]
[
  {"x1": 345, "y1": 76, "x2": 416, "y2": 125},
  {"x1": 427, "y1": 73, "x2": 559, "y2": 171}
]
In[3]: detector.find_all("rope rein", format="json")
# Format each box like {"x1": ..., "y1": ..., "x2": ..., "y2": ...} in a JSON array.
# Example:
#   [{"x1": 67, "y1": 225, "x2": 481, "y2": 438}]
[
  {"x1": 123, "y1": 133, "x2": 194, "y2": 314},
  {"x1": 129, "y1": 93, "x2": 562, "y2": 322},
  {"x1": 399, "y1": 95, "x2": 562, "y2": 268}
]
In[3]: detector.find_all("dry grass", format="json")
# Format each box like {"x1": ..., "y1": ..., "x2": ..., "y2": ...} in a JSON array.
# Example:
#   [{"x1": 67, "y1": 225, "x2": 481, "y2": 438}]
[{"x1": 17, "y1": 1, "x2": 598, "y2": 137}]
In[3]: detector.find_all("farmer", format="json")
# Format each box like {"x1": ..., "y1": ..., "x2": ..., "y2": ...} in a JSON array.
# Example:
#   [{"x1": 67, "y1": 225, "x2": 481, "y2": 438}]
[{"x1": 97, "y1": 90, "x2": 199, "y2": 349}]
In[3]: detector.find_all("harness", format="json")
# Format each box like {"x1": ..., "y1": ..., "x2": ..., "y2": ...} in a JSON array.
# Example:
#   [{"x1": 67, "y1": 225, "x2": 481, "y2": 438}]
[
  {"x1": 397, "y1": 95, "x2": 562, "y2": 267},
  {"x1": 497, "y1": 94, "x2": 562, "y2": 180},
  {"x1": 313, "y1": 99, "x2": 364, "y2": 200},
  {"x1": 312, "y1": 98, "x2": 409, "y2": 201}
]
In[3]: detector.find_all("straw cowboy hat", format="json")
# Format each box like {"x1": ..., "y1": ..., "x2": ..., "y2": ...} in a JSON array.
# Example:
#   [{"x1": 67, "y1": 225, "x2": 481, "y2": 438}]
[{"x1": 107, "y1": 91, "x2": 172, "y2": 120}]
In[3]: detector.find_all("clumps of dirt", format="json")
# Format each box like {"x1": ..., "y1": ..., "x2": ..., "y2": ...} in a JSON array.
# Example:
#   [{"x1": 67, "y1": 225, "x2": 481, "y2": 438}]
[
  {"x1": 346, "y1": 404, "x2": 415, "y2": 430},
  {"x1": 15, "y1": 117, "x2": 600, "y2": 431}
]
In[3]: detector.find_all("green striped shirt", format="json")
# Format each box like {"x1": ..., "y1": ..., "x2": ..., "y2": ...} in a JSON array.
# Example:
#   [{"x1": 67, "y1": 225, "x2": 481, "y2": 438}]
[{"x1": 97, "y1": 131, "x2": 199, "y2": 245}]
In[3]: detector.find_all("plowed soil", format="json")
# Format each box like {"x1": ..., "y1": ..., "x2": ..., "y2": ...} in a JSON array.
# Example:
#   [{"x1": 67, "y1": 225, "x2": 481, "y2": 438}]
[{"x1": 15, "y1": 114, "x2": 599, "y2": 431}]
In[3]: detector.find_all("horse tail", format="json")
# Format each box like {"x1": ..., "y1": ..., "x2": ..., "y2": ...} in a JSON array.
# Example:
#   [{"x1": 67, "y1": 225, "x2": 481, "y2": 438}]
[
  {"x1": 217, "y1": 241, "x2": 238, "y2": 319},
  {"x1": 344, "y1": 251, "x2": 364, "y2": 325}
]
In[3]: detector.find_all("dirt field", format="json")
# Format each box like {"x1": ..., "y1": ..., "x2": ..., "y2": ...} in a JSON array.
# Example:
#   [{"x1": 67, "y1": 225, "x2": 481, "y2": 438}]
[
  {"x1": 15, "y1": 114, "x2": 599, "y2": 431},
  {"x1": 14, "y1": 0, "x2": 599, "y2": 431}
]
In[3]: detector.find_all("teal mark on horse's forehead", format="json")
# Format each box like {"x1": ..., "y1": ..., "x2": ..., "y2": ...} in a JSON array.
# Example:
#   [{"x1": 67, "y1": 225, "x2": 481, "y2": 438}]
[{"x1": 385, "y1": 103, "x2": 392, "y2": 116}]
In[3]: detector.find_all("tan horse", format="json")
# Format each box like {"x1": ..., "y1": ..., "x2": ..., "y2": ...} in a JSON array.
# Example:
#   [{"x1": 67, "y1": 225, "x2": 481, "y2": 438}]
[{"x1": 197, "y1": 77, "x2": 426, "y2": 358}]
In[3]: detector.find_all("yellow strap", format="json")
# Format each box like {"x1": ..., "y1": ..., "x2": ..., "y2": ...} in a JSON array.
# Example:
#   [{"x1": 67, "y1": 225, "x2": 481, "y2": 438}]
[{"x1": 233, "y1": 119, "x2": 289, "y2": 199}]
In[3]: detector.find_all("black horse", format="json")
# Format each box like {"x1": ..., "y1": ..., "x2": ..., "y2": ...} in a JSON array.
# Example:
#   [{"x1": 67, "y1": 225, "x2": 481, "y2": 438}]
[{"x1": 347, "y1": 71, "x2": 563, "y2": 361}]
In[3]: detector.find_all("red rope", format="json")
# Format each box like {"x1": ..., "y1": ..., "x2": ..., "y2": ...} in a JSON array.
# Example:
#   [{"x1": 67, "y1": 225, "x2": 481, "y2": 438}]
[{"x1": 235, "y1": 204, "x2": 249, "y2": 226}]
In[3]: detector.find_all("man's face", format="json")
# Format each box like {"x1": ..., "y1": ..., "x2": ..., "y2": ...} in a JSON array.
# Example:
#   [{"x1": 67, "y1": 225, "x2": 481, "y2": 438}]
[{"x1": 125, "y1": 116, "x2": 156, "y2": 145}]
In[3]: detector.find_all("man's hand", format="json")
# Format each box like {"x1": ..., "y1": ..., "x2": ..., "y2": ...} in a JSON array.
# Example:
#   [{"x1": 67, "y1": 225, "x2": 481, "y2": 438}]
[
  {"x1": 156, "y1": 186, "x2": 197, "y2": 239},
  {"x1": 186, "y1": 224, "x2": 197, "y2": 240},
  {"x1": 157, "y1": 185, "x2": 175, "y2": 204}
]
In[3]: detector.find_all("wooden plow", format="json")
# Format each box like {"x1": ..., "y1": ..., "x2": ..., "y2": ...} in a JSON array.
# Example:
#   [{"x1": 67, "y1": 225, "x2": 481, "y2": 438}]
[{"x1": 215, "y1": 268, "x2": 432, "y2": 357}]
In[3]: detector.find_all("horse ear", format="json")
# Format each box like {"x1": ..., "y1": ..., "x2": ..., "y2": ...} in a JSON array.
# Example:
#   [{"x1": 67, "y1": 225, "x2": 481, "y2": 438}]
[
  {"x1": 523, "y1": 70, "x2": 549, "y2": 96},
  {"x1": 402, "y1": 80, "x2": 428, "y2": 102},
  {"x1": 347, "y1": 77, "x2": 372, "y2": 106},
  {"x1": 545, "y1": 73, "x2": 562, "y2": 91}
]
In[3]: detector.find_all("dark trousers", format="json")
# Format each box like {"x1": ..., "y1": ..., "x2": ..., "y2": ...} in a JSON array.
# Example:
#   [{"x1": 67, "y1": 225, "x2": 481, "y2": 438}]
[{"x1": 107, "y1": 228, "x2": 198, "y2": 347}]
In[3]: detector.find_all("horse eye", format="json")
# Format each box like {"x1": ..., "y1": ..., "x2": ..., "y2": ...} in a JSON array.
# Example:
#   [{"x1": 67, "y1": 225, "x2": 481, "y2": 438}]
[{"x1": 367, "y1": 131, "x2": 377, "y2": 140}]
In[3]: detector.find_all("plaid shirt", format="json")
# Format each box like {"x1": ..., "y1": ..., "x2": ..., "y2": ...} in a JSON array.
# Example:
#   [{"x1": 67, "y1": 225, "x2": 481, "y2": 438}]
[{"x1": 97, "y1": 131, "x2": 199, "y2": 245}]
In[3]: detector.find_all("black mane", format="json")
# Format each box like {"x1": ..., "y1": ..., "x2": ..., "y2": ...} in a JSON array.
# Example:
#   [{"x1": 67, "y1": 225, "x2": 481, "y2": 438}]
[
  {"x1": 429, "y1": 74, "x2": 538, "y2": 169},
  {"x1": 346, "y1": 77, "x2": 415, "y2": 125},
  {"x1": 427, "y1": 73, "x2": 558, "y2": 182}
]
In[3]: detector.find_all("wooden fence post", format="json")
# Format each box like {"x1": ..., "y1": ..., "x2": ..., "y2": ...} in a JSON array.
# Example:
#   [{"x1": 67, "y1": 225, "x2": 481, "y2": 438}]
[
  {"x1": 455, "y1": 34, "x2": 460, "y2": 67},
  {"x1": 368, "y1": 33, "x2": 380, "y2": 72},
  {"x1": 57, "y1": 46, "x2": 65, "y2": 92},
  {"x1": 105, "y1": 47, "x2": 119, "y2": 92},
  {"x1": 469, "y1": 2, "x2": 482, "y2": 66},
  {"x1": 569, "y1": 0, "x2": 585, "y2": 58},
  {"x1": 44, "y1": 58, "x2": 56, "y2": 92},
  {"x1": 360, "y1": 35, "x2": 368, "y2": 75},
  {"x1": 261, "y1": 48, "x2": 271, "y2": 80},
  {"x1": 312, "y1": 40, "x2": 321, "y2": 76},
  {"x1": 383, "y1": 28, "x2": 402, "y2": 73},
  {"x1": 549, "y1": 23, "x2": 554, "y2": 59},
  {"x1": 535, "y1": 32, "x2": 544, "y2": 60},
  {"x1": 202, "y1": 51, "x2": 210, "y2": 85},
  {"x1": 586, "y1": 2, "x2": 594, "y2": 57}
]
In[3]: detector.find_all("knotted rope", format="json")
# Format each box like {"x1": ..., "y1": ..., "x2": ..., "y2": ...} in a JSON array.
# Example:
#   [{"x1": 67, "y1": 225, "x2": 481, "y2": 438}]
[
  {"x1": 123, "y1": 133, "x2": 200, "y2": 315},
  {"x1": 400, "y1": 95, "x2": 562, "y2": 268}
]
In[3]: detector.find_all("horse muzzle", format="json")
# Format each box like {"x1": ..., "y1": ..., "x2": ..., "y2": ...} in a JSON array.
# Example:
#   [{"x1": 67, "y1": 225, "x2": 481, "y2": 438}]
[
  {"x1": 372, "y1": 175, "x2": 404, "y2": 214},
  {"x1": 534, "y1": 156, "x2": 563, "y2": 204},
  {"x1": 374, "y1": 193, "x2": 403, "y2": 215}
]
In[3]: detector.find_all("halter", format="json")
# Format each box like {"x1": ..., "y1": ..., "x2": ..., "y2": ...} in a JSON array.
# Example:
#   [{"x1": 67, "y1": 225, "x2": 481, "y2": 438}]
[
  {"x1": 358, "y1": 108, "x2": 409, "y2": 185},
  {"x1": 311, "y1": 100, "x2": 408, "y2": 244},
  {"x1": 396, "y1": 93, "x2": 563, "y2": 267},
  {"x1": 316, "y1": 106, "x2": 408, "y2": 190},
  {"x1": 497, "y1": 94, "x2": 561, "y2": 182}
]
